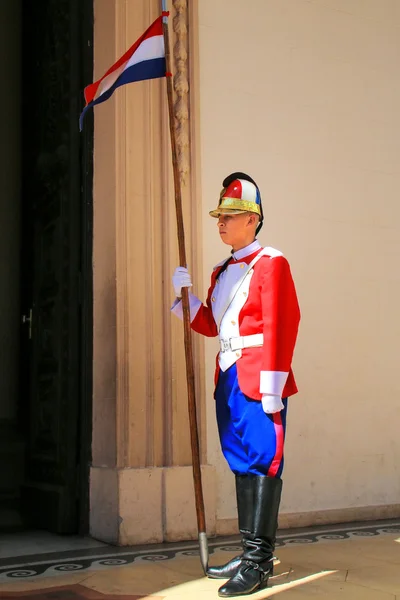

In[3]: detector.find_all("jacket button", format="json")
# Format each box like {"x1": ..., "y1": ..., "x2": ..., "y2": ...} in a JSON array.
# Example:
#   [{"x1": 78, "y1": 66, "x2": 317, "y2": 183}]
[
  {"x1": 211, "y1": 297, "x2": 216, "y2": 302},
  {"x1": 231, "y1": 320, "x2": 236, "y2": 325},
  {"x1": 243, "y1": 292, "x2": 247, "y2": 297},
  {"x1": 236, "y1": 352, "x2": 240, "y2": 357},
  {"x1": 240, "y1": 264, "x2": 245, "y2": 269}
]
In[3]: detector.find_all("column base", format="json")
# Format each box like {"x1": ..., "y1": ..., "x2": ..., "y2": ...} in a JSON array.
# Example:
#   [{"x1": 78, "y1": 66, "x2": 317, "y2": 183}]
[{"x1": 90, "y1": 465, "x2": 216, "y2": 545}]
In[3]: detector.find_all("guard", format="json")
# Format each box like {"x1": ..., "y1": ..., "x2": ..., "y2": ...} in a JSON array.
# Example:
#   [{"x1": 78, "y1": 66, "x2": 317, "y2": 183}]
[{"x1": 171, "y1": 172, "x2": 300, "y2": 597}]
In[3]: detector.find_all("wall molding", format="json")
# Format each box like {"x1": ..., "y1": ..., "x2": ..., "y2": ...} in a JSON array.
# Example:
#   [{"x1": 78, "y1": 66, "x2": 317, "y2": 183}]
[
  {"x1": 114, "y1": 0, "x2": 130, "y2": 469},
  {"x1": 216, "y1": 503, "x2": 400, "y2": 536}
]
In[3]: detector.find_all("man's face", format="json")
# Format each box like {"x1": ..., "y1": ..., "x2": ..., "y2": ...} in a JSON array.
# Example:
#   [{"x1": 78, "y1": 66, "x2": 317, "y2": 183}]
[{"x1": 217, "y1": 212, "x2": 255, "y2": 247}]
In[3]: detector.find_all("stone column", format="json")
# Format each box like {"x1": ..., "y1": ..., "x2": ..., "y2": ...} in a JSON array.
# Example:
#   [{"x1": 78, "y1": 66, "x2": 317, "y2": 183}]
[{"x1": 90, "y1": 0, "x2": 216, "y2": 545}]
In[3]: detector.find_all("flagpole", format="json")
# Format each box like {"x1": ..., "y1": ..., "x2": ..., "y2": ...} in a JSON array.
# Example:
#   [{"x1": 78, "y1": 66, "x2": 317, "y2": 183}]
[{"x1": 162, "y1": 2, "x2": 208, "y2": 575}]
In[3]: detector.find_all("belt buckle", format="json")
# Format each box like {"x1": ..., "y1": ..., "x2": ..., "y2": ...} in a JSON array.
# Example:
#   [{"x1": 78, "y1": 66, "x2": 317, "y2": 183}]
[{"x1": 220, "y1": 338, "x2": 231, "y2": 353}]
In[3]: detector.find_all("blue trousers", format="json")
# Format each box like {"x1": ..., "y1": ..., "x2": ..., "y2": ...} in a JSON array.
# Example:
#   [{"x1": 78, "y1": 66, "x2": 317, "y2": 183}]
[{"x1": 215, "y1": 364, "x2": 288, "y2": 477}]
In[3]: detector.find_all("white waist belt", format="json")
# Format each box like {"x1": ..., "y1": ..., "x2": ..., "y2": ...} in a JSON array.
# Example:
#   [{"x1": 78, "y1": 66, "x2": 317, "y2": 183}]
[{"x1": 219, "y1": 334, "x2": 263, "y2": 353}]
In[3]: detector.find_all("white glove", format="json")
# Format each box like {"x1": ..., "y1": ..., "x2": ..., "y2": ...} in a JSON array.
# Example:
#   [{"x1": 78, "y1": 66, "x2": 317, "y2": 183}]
[
  {"x1": 262, "y1": 394, "x2": 284, "y2": 414},
  {"x1": 172, "y1": 267, "x2": 192, "y2": 298}
]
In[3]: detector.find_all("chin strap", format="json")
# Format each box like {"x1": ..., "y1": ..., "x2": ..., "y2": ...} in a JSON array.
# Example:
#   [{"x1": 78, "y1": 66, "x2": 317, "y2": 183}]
[{"x1": 256, "y1": 220, "x2": 263, "y2": 236}]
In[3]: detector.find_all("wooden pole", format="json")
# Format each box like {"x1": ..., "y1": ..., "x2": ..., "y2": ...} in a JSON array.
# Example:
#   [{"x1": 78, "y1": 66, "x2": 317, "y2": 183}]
[{"x1": 161, "y1": 4, "x2": 208, "y2": 574}]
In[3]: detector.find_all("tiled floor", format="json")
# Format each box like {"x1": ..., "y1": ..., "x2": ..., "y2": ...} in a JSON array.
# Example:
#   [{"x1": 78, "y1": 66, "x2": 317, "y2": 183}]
[
  {"x1": 0, "y1": 521, "x2": 399, "y2": 599},
  {"x1": 0, "y1": 532, "x2": 107, "y2": 559}
]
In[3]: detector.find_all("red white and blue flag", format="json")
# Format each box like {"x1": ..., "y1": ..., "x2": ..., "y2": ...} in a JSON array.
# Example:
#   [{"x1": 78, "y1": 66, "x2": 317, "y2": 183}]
[{"x1": 79, "y1": 14, "x2": 167, "y2": 130}]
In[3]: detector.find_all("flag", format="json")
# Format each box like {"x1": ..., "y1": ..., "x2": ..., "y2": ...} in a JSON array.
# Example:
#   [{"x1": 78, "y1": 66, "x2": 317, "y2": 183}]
[{"x1": 79, "y1": 14, "x2": 167, "y2": 130}]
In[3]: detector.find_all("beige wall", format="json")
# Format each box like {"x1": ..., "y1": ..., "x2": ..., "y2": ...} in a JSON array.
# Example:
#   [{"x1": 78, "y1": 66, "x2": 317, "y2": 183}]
[
  {"x1": 91, "y1": 0, "x2": 400, "y2": 544},
  {"x1": 197, "y1": 0, "x2": 400, "y2": 528}
]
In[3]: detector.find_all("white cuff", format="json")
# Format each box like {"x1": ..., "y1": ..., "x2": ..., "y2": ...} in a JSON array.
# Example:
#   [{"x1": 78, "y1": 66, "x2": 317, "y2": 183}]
[
  {"x1": 262, "y1": 394, "x2": 284, "y2": 414},
  {"x1": 260, "y1": 370, "x2": 289, "y2": 396},
  {"x1": 171, "y1": 292, "x2": 202, "y2": 322}
]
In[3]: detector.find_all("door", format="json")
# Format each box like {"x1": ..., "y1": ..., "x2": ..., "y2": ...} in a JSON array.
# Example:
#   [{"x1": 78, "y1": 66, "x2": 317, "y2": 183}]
[{"x1": 19, "y1": 0, "x2": 93, "y2": 534}]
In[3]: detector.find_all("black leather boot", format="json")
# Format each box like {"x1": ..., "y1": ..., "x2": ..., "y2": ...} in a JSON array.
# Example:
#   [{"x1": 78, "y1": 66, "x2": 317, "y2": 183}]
[
  {"x1": 218, "y1": 476, "x2": 282, "y2": 597},
  {"x1": 207, "y1": 475, "x2": 254, "y2": 579}
]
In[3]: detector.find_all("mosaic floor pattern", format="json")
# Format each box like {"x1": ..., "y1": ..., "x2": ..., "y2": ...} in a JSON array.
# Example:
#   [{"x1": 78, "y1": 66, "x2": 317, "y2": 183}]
[{"x1": 0, "y1": 520, "x2": 399, "y2": 599}]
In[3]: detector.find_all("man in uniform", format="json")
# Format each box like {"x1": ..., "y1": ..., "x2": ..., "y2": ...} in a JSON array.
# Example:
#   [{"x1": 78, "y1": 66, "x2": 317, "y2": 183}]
[{"x1": 171, "y1": 172, "x2": 300, "y2": 597}]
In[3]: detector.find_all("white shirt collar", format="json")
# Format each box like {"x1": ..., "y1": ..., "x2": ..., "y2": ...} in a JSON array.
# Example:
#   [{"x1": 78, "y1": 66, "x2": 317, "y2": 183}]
[{"x1": 232, "y1": 240, "x2": 262, "y2": 261}]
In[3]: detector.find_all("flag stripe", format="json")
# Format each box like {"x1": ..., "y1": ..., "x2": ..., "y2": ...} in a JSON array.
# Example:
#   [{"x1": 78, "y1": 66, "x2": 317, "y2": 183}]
[
  {"x1": 115, "y1": 56, "x2": 166, "y2": 88},
  {"x1": 126, "y1": 35, "x2": 165, "y2": 71},
  {"x1": 95, "y1": 61, "x2": 130, "y2": 101},
  {"x1": 84, "y1": 16, "x2": 164, "y2": 105},
  {"x1": 79, "y1": 57, "x2": 166, "y2": 130},
  {"x1": 95, "y1": 35, "x2": 165, "y2": 101}
]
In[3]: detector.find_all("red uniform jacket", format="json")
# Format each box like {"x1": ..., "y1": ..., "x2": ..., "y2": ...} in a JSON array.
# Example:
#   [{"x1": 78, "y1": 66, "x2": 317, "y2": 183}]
[{"x1": 172, "y1": 245, "x2": 300, "y2": 400}]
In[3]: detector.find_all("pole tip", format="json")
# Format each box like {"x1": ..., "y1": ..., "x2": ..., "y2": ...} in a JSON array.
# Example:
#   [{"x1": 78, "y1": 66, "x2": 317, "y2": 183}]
[{"x1": 199, "y1": 532, "x2": 209, "y2": 575}]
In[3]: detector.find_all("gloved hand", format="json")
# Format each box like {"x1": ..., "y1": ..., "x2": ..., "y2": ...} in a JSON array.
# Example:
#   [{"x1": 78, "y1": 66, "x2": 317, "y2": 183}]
[
  {"x1": 172, "y1": 266, "x2": 192, "y2": 298},
  {"x1": 261, "y1": 394, "x2": 284, "y2": 414}
]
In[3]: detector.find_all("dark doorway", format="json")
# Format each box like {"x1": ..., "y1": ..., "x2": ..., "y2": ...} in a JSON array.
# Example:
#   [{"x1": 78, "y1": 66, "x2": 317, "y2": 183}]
[{"x1": 17, "y1": 0, "x2": 93, "y2": 534}]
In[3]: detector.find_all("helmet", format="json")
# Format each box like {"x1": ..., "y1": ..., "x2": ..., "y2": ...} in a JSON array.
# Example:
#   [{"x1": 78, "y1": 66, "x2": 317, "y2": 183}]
[{"x1": 209, "y1": 172, "x2": 264, "y2": 234}]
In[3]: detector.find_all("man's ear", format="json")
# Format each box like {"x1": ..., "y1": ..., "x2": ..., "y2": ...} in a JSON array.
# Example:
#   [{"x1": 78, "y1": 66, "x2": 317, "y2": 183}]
[{"x1": 247, "y1": 213, "x2": 257, "y2": 227}]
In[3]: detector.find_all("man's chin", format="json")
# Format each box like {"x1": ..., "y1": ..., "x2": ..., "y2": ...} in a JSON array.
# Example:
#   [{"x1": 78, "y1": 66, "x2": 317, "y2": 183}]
[{"x1": 219, "y1": 234, "x2": 231, "y2": 245}]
